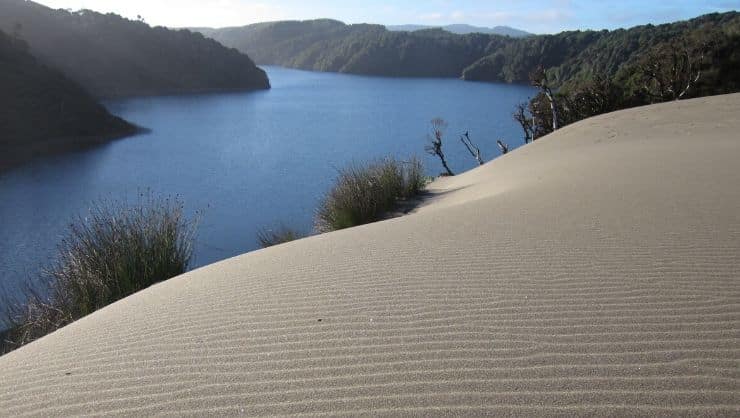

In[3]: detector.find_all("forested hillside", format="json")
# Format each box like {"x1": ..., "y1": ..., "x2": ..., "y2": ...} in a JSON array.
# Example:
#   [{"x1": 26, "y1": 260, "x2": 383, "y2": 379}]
[
  {"x1": 0, "y1": 30, "x2": 136, "y2": 170},
  {"x1": 200, "y1": 13, "x2": 740, "y2": 90},
  {"x1": 200, "y1": 20, "x2": 511, "y2": 77},
  {"x1": 463, "y1": 11, "x2": 740, "y2": 89},
  {"x1": 0, "y1": 0, "x2": 270, "y2": 97}
]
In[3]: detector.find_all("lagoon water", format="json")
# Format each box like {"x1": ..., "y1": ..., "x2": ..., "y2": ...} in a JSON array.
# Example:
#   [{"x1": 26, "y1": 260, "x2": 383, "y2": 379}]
[{"x1": 0, "y1": 66, "x2": 535, "y2": 299}]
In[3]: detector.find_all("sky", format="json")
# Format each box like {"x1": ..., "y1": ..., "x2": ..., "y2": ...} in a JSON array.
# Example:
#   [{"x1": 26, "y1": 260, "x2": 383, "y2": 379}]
[{"x1": 34, "y1": 0, "x2": 740, "y2": 33}]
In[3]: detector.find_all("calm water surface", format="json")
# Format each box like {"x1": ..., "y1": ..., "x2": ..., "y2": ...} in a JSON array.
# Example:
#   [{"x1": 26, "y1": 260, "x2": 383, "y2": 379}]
[{"x1": 0, "y1": 67, "x2": 535, "y2": 299}]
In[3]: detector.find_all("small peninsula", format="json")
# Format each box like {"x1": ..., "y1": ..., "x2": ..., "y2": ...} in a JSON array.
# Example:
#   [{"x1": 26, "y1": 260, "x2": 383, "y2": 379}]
[{"x1": 0, "y1": 30, "x2": 136, "y2": 171}]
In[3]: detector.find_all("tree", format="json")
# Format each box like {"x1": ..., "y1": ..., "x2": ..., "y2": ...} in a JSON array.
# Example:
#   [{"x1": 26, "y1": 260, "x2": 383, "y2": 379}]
[
  {"x1": 638, "y1": 36, "x2": 710, "y2": 102},
  {"x1": 530, "y1": 65, "x2": 559, "y2": 131},
  {"x1": 497, "y1": 140, "x2": 510, "y2": 155},
  {"x1": 567, "y1": 74, "x2": 622, "y2": 117},
  {"x1": 425, "y1": 118, "x2": 454, "y2": 176},
  {"x1": 513, "y1": 102, "x2": 535, "y2": 144},
  {"x1": 459, "y1": 131, "x2": 484, "y2": 166}
]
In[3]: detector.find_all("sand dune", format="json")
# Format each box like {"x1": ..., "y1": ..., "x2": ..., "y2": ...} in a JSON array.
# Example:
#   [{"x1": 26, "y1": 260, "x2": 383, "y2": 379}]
[{"x1": 1, "y1": 94, "x2": 739, "y2": 416}]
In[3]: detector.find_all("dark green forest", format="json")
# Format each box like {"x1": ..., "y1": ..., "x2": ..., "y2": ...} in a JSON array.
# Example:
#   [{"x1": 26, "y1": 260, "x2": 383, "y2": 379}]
[
  {"x1": 510, "y1": 13, "x2": 740, "y2": 142},
  {"x1": 0, "y1": 30, "x2": 136, "y2": 171},
  {"x1": 200, "y1": 20, "x2": 507, "y2": 77},
  {"x1": 0, "y1": 0, "x2": 270, "y2": 97},
  {"x1": 200, "y1": 13, "x2": 740, "y2": 91},
  {"x1": 463, "y1": 11, "x2": 740, "y2": 90}
]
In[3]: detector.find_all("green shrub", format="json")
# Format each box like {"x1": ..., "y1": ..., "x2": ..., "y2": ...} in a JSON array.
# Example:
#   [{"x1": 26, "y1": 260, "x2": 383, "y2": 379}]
[
  {"x1": 402, "y1": 157, "x2": 427, "y2": 197},
  {"x1": 257, "y1": 225, "x2": 305, "y2": 248},
  {"x1": 2, "y1": 193, "x2": 197, "y2": 354},
  {"x1": 315, "y1": 157, "x2": 426, "y2": 233}
]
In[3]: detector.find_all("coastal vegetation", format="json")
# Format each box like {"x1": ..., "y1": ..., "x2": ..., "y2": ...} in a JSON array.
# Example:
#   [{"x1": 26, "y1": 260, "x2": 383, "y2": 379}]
[
  {"x1": 1, "y1": 194, "x2": 197, "y2": 354},
  {"x1": 511, "y1": 28, "x2": 732, "y2": 142},
  {"x1": 257, "y1": 226, "x2": 306, "y2": 248},
  {"x1": 315, "y1": 157, "x2": 426, "y2": 233},
  {"x1": 0, "y1": 0, "x2": 270, "y2": 97}
]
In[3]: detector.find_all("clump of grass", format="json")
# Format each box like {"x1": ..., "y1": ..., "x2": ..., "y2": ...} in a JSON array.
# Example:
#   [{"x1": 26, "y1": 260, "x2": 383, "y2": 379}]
[
  {"x1": 315, "y1": 157, "x2": 426, "y2": 233},
  {"x1": 257, "y1": 225, "x2": 305, "y2": 248},
  {"x1": 2, "y1": 193, "x2": 197, "y2": 354},
  {"x1": 402, "y1": 157, "x2": 426, "y2": 197}
]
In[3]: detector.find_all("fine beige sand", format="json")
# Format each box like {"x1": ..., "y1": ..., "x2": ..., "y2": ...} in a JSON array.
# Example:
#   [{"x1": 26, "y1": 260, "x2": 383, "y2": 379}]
[{"x1": 1, "y1": 94, "x2": 739, "y2": 416}]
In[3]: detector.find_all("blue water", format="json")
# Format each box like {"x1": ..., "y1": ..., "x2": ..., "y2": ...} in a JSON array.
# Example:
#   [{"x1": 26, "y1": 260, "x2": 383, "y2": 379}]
[{"x1": 0, "y1": 66, "x2": 535, "y2": 300}]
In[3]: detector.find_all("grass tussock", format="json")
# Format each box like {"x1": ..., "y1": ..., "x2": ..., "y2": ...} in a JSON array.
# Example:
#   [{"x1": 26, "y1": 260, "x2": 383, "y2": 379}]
[
  {"x1": 1, "y1": 193, "x2": 197, "y2": 354},
  {"x1": 257, "y1": 225, "x2": 305, "y2": 248},
  {"x1": 315, "y1": 157, "x2": 426, "y2": 233}
]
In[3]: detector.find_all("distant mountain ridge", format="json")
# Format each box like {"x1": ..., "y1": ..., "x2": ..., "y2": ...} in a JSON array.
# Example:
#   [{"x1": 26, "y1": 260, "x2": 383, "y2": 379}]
[
  {"x1": 0, "y1": 0, "x2": 270, "y2": 97},
  {"x1": 196, "y1": 19, "x2": 505, "y2": 77},
  {"x1": 386, "y1": 24, "x2": 531, "y2": 37},
  {"x1": 195, "y1": 13, "x2": 740, "y2": 91}
]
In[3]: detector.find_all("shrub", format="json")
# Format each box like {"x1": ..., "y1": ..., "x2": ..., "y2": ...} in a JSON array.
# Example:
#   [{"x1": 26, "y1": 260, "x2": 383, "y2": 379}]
[
  {"x1": 402, "y1": 156, "x2": 427, "y2": 197},
  {"x1": 257, "y1": 225, "x2": 305, "y2": 248},
  {"x1": 315, "y1": 157, "x2": 426, "y2": 233},
  {"x1": 2, "y1": 193, "x2": 197, "y2": 354}
]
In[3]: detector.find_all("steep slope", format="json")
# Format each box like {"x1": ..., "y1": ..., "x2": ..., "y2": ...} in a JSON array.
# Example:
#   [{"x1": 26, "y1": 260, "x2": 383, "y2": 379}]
[
  {"x1": 0, "y1": 0, "x2": 270, "y2": 97},
  {"x1": 0, "y1": 30, "x2": 136, "y2": 171},
  {"x1": 0, "y1": 94, "x2": 738, "y2": 415}
]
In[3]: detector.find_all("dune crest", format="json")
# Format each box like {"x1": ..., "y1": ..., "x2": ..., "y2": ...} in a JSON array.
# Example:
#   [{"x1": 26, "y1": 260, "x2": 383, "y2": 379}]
[{"x1": 1, "y1": 94, "x2": 739, "y2": 416}]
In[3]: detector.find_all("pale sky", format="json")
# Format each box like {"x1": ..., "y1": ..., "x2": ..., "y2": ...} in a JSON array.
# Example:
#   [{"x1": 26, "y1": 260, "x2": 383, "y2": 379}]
[{"x1": 34, "y1": 0, "x2": 740, "y2": 33}]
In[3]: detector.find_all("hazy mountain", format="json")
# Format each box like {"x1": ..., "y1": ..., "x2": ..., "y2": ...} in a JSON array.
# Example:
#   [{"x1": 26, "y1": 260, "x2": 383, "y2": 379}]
[
  {"x1": 0, "y1": 0, "x2": 270, "y2": 97},
  {"x1": 386, "y1": 24, "x2": 531, "y2": 37},
  {"x1": 0, "y1": 30, "x2": 136, "y2": 171}
]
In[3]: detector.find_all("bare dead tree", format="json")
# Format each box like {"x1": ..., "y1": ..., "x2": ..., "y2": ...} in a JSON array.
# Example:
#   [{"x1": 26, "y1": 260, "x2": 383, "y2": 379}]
[
  {"x1": 425, "y1": 118, "x2": 454, "y2": 176},
  {"x1": 459, "y1": 131, "x2": 484, "y2": 166},
  {"x1": 513, "y1": 102, "x2": 535, "y2": 143},
  {"x1": 497, "y1": 140, "x2": 509, "y2": 155},
  {"x1": 530, "y1": 65, "x2": 559, "y2": 131},
  {"x1": 639, "y1": 37, "x2": 710, "y2": 103}
]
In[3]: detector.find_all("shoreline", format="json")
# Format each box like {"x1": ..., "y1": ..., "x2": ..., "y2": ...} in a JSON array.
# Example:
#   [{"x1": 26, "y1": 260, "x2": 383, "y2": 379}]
[
  {"x1": 0, "y1": 124, "x2": 148, "y2": 175},
  {"x1": 94, "y1": 82, "x2": 272, "y2": 101}
]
